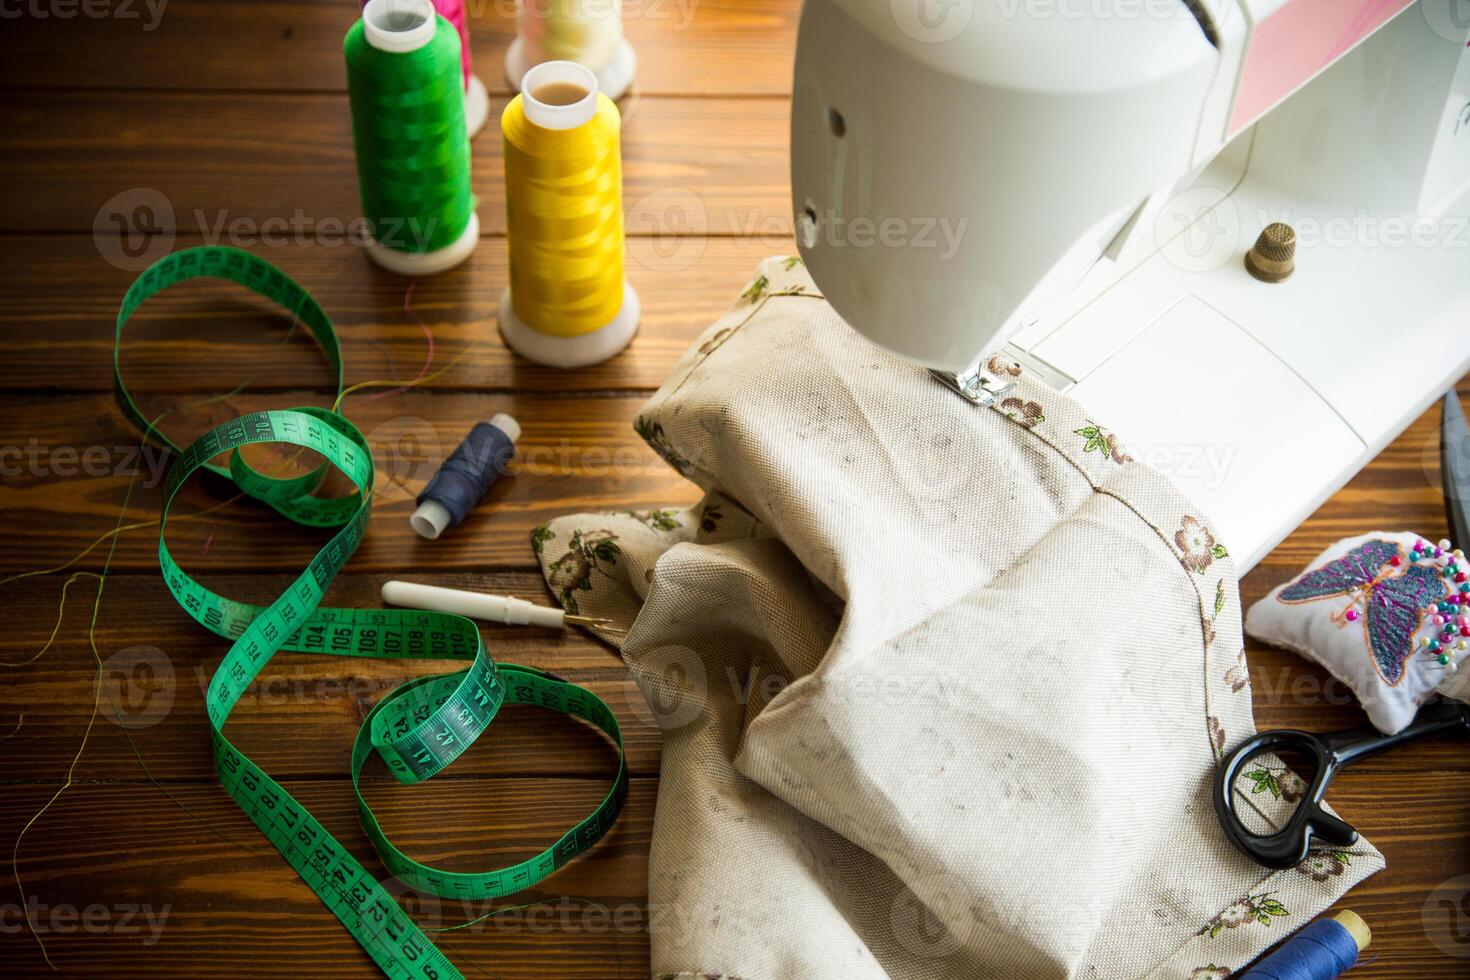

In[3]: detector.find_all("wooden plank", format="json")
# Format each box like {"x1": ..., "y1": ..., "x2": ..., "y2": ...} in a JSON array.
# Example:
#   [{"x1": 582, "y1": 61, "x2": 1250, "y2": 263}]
[
  {"x1": 0, "y1": 91, "x2": 791, "y2": 235},
  {"x1": 1, "y1": 565, "x2": 1464, "y2": 787},
  {"x1": 0, "y1": 569, "x2": 665, "y2": 782},
  {"x1": 1, "y1": 774, "x2": 1466, "y2": 978},
  {"x1": 0, "y1": 390, "x2": 701, "y2": 574},
  {"x1": 3, "y1": 383, "x2": 1464, "y2": 575},
  {"x1": 1320, "y1": 774, "x2": 1470, "y2": 980},
  {"x1": 0, "y1": 779, "x2": 654, "y2": 979},
  {"x1": 0, "y1": 234, "x2": 786, "y2": 393},
  {"x1": 1, "y1": 0, "x2": 799, "y2": 96}
]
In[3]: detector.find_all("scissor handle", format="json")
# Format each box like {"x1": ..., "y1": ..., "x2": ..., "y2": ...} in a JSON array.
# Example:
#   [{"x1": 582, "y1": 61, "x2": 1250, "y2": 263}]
[
  {"x1": 1213, "y1": 728, "x2": 1359, "y2": 869},
  {"x1": 1214, "y1": 702, "x2": 1470, "y2": 869}
]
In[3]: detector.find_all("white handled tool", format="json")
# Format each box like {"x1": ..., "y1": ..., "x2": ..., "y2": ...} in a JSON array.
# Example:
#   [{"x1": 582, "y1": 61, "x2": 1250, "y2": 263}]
[{"x1": 380, "y1": 580, "x2": 618, "y2": 631}]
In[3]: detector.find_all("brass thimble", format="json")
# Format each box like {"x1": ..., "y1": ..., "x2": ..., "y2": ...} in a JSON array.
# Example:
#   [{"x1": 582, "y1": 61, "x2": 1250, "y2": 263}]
[{"x1": 1245, "y1": 222, "x2": 1296, "y2": 283}]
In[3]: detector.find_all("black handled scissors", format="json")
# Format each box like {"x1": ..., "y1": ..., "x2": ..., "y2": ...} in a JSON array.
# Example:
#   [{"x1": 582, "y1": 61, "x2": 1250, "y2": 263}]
[
  {"x1": 1213, "y1": 700, "x2": 1470, "y2": 869},
  {"x1": 1216, "y1": 393, "x2": 1470, "y2": 869}
]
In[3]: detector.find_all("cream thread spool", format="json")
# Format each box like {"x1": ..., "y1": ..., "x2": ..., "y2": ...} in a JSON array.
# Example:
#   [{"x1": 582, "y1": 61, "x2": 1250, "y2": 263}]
[
  {"x1": 498, "y1": 60, "x2": 639, "y2": 367},
  {"x1": 506, "y1": 0, "x2": 637, "y2": 102}
]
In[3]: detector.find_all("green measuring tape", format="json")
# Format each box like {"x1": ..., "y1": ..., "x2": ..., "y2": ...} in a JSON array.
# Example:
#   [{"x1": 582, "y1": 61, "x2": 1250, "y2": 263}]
[{"x1": 115, "y1": 247, "x2": 627, "y2": 979}]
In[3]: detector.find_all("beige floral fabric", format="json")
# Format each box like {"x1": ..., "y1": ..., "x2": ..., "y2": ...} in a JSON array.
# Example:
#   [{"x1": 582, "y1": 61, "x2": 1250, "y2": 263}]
[{"x1": 535, "y1": 257, "x2": 1383, "y2": 979}]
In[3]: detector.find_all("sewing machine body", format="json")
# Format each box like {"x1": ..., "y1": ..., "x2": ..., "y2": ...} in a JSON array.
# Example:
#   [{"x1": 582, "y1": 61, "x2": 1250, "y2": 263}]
[{"x1": 792, "y1": 0, "x2": 1470, "y2": 570}]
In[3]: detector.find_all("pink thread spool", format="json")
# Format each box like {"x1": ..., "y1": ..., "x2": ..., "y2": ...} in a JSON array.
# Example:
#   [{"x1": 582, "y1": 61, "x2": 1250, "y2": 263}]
[{"x1": 361, "y1": 0, "x2": 490, "y2": 136}]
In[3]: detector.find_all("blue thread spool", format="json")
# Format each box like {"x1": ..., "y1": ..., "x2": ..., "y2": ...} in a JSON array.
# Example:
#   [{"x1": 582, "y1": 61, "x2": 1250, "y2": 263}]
[
  {"x1": 1237, "y1": 911, "x2": 1369, "y2": 980},
  {"x1": 410, "y1": 414, "x2": 520, "y2": 539}
]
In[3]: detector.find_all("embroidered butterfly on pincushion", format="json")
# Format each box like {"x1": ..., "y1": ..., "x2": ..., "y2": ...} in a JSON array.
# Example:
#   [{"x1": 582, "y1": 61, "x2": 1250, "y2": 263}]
[{"x1": 1277, "y1": 539, "x2": 1447, "y2": 686}]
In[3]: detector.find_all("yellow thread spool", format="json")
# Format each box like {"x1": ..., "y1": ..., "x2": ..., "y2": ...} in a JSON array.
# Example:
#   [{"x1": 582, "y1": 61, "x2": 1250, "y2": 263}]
[{"x1": 499, "y1": 60, "x2": 639, "y2": 367}]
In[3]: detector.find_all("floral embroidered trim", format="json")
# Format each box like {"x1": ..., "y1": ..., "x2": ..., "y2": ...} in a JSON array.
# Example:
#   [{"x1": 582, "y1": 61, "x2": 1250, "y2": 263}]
[
  {"x1": 698, "y1": 326, "x2": 733, "y2": 355},
  {"x1": 636, "y1": 417, "x2": 696, "y2": 477},
  {"x1": 1190, "y1": 966, "x2": 1231, "y2": 980},
  {"x1": 1074, "y1": 421, "x2": 1133, "y2": 463},
  {"x1": 1176, "y1": 514, "x2": 1227, "y2": 573},
  {"x1": 654, "y1": 255, "x2": 824, "y2": 426},
  {"x1": 530, "y1": 523, "x2": 555, "y2": 555},
  {"x1": 986, "y1": 354, "x2": 1023, "y2": 377},
  {"x1": 739, "y1": 268, "x2": 812, "y2": 304},
  {"x1": 1224, "y1": 647, "x2": 1249, "y2": 693},
  {"x1": 999, "y1": 397, "x2": 1044, "y2": 429},
  {"x1": 1242, "y1": 761, "x2": 1306, "y2": 802},
  {"x1": 621, "y1": 508, "x2": 682, "y2": 531},
  {"x1": 546, "y1": 529, "x2": 620, "y2": 615},
  {"x1": 739, "y1": 274, "x2": 770, "y2": 303},
  {"x1": 1207, "y1": 715, "x2": 1227, "y2": 757},
  {"x1": 1199, "y1": 891, "x2": 1289, "y2": 937},
  {"x1": 1295, "y1": 850, "x2": 1352, "y2": 882}
]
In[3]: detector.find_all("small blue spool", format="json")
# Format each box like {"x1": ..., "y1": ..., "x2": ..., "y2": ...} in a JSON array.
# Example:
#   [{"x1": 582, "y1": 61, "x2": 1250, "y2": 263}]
[
  {"x1": 1237, "y1": 912, "x2": 1366, "y2": 980},
  {"x1": 410, "y1": 413, "x2": 519, "y2": 539}
]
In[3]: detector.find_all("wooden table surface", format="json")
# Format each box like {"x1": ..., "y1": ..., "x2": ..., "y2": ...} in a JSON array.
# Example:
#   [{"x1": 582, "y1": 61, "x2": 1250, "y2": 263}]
[{"x1": 1, "y1": 2, "x2": 1467, "y2": 977}]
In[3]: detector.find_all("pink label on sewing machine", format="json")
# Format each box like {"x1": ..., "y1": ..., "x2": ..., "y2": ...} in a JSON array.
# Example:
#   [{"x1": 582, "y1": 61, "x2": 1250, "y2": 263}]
[{"x1": 1229, "y1": 0, "x2": 1418, "y2": 135}]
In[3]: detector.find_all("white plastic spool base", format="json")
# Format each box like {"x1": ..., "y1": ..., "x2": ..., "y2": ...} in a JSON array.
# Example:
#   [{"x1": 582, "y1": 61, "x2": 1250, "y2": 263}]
[
  {"x1": 366, "y1": 210, "x2": 479, "y2": 277},
  {"x1": 504, "y1": 36, "x2": 637, "y2": 101},
  {"x1": 463, "y1": 73, "x2": 490, "y2": 137},
  {"x1": 498, "y1": 282, "x2": 640, "y2": 368}
]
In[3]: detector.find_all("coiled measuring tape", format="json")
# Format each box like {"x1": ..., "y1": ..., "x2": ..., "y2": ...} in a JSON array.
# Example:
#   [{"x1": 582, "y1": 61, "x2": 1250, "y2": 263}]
[{"x1": 115, "y1": 247, "x2": 627, "y2": 979}]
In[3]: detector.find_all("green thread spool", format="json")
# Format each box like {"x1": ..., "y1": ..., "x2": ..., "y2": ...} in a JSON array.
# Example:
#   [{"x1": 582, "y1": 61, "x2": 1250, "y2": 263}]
[{"x1": 346, "y1": 0, "x2": 479, "y2": 275}]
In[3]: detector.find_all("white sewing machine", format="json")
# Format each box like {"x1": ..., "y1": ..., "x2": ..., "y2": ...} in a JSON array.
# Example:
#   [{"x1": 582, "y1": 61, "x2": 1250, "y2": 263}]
[{"x1": 791, "y1": 0, "x2": 1470, "y2": 570}]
